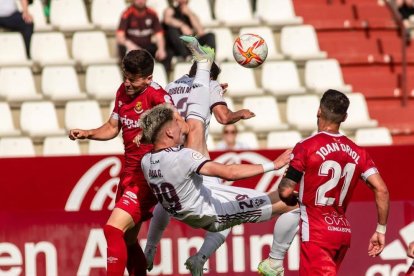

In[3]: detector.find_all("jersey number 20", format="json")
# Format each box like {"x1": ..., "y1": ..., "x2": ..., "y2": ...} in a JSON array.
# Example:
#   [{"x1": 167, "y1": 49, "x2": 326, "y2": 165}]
[{"x1": 315, "y1": 160, "x2": 356, "y2": 206}]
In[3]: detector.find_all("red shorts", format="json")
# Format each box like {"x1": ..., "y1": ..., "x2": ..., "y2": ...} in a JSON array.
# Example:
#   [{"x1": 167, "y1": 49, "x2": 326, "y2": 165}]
[
  {"x1": 115, "y1": 170, "x2": 158, "y2": 224},
  {"x1": 299, "y1": 242, "x2": 349, "y2": 276}
]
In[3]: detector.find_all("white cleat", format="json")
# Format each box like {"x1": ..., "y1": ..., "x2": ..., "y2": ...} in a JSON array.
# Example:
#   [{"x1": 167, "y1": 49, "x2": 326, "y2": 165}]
[
  {"x1": 179, "y1": 35, "x2": 215, "y2": 63},
  {"x1": 257, "y1": 257, "x2": 285, "y2": 276}
]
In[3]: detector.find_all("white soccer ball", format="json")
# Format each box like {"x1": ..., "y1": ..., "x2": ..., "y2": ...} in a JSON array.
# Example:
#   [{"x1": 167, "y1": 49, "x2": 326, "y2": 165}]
[{"x1": 233, "y1": 33, "x2": 268, "y2": 68}]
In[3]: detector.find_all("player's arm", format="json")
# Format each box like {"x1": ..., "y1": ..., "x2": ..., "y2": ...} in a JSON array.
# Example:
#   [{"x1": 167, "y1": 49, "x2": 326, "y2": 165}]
[
  {"x1": 365, "y1": 173, "x2": 390, "y2": 257},
  {"x1": 199, "y1": 149, "x2": 291, "y2": 180},
  {"x1": 69, "y1": 117, "x2": 120, "y2": 141},
  {"x1": 278, "y1": 166, "x2": 302, "y2": 206},
  {"x1": 212, "y1": 104, "x2": 255, "y2": 125}
]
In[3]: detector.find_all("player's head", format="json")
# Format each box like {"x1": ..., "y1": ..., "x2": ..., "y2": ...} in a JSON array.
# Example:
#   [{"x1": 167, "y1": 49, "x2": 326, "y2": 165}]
[
  {"x1": 140, "y1": 103, "x2": 187, "y2": 146},
  {"x1": 318, "y1": 89, "x2": 349, "y2": 125},
  {"x1": 122, "y1": 49, "x2": 154, "y2": 97},
  {"x1": 133, "y1": 0, "x2": 147, "y2": 9},
  {"x1": 189, "y1": 61, "x2": 221, "y2": 80}
]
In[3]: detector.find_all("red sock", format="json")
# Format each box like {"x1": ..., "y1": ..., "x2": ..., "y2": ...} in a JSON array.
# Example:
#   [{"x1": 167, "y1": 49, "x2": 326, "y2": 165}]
[
  {"x1": 104, "y1": 225, "x2": 127, "y2": 276},
  {"x1": 126, "y1": 241, "x2": 147, "y2": 276}
]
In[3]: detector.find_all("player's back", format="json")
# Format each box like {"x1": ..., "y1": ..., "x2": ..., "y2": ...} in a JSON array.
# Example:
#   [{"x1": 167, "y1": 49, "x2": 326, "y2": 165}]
[
  {"x1": 291, "y1": 131, "x2": 377, "y2": 246},
  {"x1": 141, "y1": 146, "x2": 217, "y2": 228}
]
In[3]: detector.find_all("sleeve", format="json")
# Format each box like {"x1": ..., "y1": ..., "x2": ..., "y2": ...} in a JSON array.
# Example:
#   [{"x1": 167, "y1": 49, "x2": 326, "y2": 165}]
[
  {"x1": 289, "y1": 142, "x2": 307, "y2": 173},
  {"x1": 110, "y1": 84, "x2": 124, "y2": 121},
  {"x1": 179, "y1": 148, "x2": 210, "y2": 176},
  {"x1": 151, "y1": 12, "x2": 163, "y2": 34},
  {"x1": 209, "y1": 80, "x2": 227, "y2": 111},
  {"x1": 151, "y1": 86, "x2": 174, "y2": 106},
  {"x1": 360, "y1": 150, "x2": 379, "y2": 181},
  {"x1": 117, "y1": 9, "x2": 129, "y2": 33}
]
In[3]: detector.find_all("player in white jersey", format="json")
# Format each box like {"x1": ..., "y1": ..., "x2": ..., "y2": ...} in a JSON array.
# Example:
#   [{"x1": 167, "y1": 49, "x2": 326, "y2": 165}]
[
  {"x1": 144, "y1": 60, "x2": 256, "y2": 275},
  {"x1": 141, "y1": 36, "x2": 297, "y2": 275},
  {"x1": 140, "y1": 103, "x2": 294, "y2": 229}
]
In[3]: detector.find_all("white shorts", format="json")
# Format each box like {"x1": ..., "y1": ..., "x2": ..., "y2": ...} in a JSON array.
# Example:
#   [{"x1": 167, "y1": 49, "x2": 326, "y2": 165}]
[{"x1": 199, "y1": 176, "x2": 272, "y2": 232}]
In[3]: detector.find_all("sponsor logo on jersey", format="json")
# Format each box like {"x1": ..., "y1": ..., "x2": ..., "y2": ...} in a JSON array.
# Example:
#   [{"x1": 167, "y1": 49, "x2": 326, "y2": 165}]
[{"x1": 134, "y1": 101, "x2": 143, "y2": 114}]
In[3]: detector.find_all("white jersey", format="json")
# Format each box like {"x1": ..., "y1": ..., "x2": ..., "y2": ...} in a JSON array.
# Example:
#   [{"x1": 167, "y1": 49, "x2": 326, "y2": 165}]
[
  {"x1": 141, "y1": 146, "x2": 272, "y2": 231},
  {"x1": 166, "y1": 74, "x2": 226, "y2": 139},
  {"x1": 0, "y1": 0, "x2": 18, "y2": 17}
]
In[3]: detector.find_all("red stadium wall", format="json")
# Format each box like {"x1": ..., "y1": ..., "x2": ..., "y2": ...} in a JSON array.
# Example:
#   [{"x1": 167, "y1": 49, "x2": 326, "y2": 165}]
[{"x1": 1, "y1": 146, "x2": 413, "y2": 276}]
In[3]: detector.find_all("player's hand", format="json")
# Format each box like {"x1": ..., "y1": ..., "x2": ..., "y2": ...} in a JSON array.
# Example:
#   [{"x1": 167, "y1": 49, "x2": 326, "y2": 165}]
[
  {"x1": 155, "y1": 48, "x2": 167, "y2": 61},
  {"x1": 368, "y1": 232, "x2": 385, "y2": 257},
  {"x1": 22, "y1": 11, "x2": 33, "y2": 23},
  {"x1": 69, "y1": 129, "x2": 89, "y2": 140},
  {"x1": 239, "y1": 109, "x2": 255, "y2": 120},
  {"x1": 273, "y1": 149, "x2": 292, "y2": 170},
  {"x1": 133, "y1": 132, "x2": 142, "y2": 147},
  {"x1": 408, "y1": 242, "x2": 414, "y2": 258}
]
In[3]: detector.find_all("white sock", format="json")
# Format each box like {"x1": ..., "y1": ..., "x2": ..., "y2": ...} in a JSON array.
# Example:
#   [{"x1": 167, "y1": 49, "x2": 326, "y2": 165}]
[
  {"x1": 198, "y1": 228, "x2": 231, "y2": 259},
  {"x1": 186, "y1": 61, "x2": 211, "y2": 123},
  {"x1": 145, "y1": 204, "x2": 171, "y2": 250},
  {"x1": 269, "y1": 208, "x2": 300, "y2": 260}
]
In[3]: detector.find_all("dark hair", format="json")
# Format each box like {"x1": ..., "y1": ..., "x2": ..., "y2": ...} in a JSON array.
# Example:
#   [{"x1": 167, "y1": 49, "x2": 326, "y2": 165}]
[
  {"x1": 122, "y1": 49, "x2": 154, "y2": 77},
  {"x1": 189, "y1": 61, "x2": 221, "y2": 80},
  {"x1": 320, "y1": 89, "x2": 350, "y2": 123}
]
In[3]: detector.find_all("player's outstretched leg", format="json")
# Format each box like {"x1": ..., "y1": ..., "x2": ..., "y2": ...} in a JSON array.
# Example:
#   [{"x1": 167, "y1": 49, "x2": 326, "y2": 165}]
[
  {"x1": 258, "y1": 208, "x2": 300, "y2": 276},
  {"x1": 144, "y1": 204, "x2": 171, "y2": 271},
  {"x1": 184, "y1": 228, "x2": 230, "y2": 276}
]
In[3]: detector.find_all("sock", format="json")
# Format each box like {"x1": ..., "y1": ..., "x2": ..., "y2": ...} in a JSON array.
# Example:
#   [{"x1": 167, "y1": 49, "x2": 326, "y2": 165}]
[
  {"x1": 104, "y1": 224, "x2": 128, "y2": 276},
  {"x1": 198, "y1": 228, "x2": 231, "y2": 259},
  {"x1": 126, "y1": 241, "x2": 147, "y2": 276},
  {"x1": 186, "y1": 61, "x2": 211, "y2": 123},
  {"x1": 269, "y1": 208, "x2": 300, "y2": 260},
  {"x1": 145, "y1": 204, "x2": 171, "y2": 250}
]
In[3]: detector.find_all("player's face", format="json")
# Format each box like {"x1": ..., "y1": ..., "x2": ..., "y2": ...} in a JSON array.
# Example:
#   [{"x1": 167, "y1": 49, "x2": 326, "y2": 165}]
[
  {"x1": 133, "y1": 0, "x2": 146, "y2": 9},
  {"x1": 172, "y1": 111, "x2": 188, "y2": 145},
  {"x1": 123, "y1": 71, "x2": 152, "y2": 97}
]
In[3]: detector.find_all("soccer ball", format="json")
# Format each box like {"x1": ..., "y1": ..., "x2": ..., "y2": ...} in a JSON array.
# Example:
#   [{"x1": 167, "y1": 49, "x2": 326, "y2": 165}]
[{"x1": 233, "y1": 33, "x2": 268, "y2": 68}]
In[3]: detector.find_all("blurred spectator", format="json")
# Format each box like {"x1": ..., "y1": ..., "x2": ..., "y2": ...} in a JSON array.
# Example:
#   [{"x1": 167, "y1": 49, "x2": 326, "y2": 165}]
[
  {"x1": 117, "y1": 0, "x2": 170, "y2": 71},
  {"x1": 0, "y1": 0, "x2": 34, "y2": 58},
  {"x1": 397, "y1": 0, "x2": 414, "y2": 28},
  {"x1": 216, "y1": 124, "x2": 250, "y2": 151},
  {"x1": 163, "y1": 0, "x2": 215, "y2": 61}
]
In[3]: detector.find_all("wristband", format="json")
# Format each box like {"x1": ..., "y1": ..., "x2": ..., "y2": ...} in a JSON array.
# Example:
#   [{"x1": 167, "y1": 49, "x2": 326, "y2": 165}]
[
  {"x1": 262, "y1": 162, "x2": 275, "y2": 173},
  {"x1": 376, "y1": 223, "x2": 387, "y2": 234}
]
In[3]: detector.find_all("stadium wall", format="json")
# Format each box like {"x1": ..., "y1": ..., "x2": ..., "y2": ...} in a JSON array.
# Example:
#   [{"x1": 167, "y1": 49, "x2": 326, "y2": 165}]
[{"x1": 1, "y1": 146, "x2": 413, "y2": 276}]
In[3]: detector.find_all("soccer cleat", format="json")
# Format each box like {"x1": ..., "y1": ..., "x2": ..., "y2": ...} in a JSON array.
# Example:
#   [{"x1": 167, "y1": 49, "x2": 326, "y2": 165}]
[
  {"x1": 144, "y1": 246, "x2": 157, "y2": 271},
  {"x1": 179, "y1": 35, "x2": 215, "y2": 62},
  {"x1": 184, "y1": 253, "x2": 207, "y2": 276},
  {"x1": 257, "y1": 258, "x2": 285, "y2": 276}
]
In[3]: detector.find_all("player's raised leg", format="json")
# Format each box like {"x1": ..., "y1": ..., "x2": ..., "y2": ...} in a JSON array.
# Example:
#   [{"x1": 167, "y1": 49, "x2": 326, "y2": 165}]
[{"x1": 180, "y1": 35, "x2": 214, "y2": 155}]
